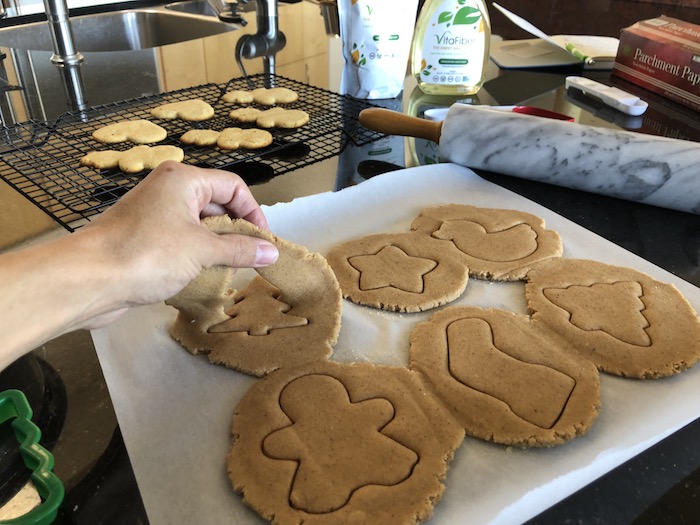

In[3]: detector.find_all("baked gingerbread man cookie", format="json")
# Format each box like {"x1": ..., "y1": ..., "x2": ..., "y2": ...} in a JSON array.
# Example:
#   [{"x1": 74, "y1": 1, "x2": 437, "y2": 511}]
[
  {"x1": 91, "y1": 119, "x2": 167, "y2": 144},
  {"x1": 180, "y1": 128, "x2": 273, "y2": 150},
  {"x1": 150, "y1": 98, "x2": 215, "y2": 121},
  {"x1": 80, "y1": 145, "x2": 184, "y2": 173},
  {"x1": 229, "y1": 107, "x2": 309, "y2": 128}
]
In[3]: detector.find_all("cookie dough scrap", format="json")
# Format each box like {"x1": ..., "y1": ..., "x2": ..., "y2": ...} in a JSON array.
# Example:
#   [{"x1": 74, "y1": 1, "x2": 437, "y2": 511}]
[
  {"x1": 166, "y1": 216, "x2": 342, "y2": 376},
  {"x1": 80, "y1": 145, "x2": 184, "y2": 173},
  {"x1": 526, "y1": 258, "x2": 700, "y2": 378},
  {"x1": 411, "y1": 204, "x2": 563, "y2": 281},
  {"x1": 91, "y1": 119, "x2": 167, "y2": 144},
  {"x1": 180, "y1": 128, "x2": 273, "y2": 150},
  {"x1": 409, "y1": 306, "x2": 601, "y2": 447},
  {"x1": 150, "y1": 98, "x2": 215, "y2": 121},
  {"x1": 228, "y1": 360, "x2": 465, "y2": 525},
  {"x1": 326, "y1": 232, "x2": 469, "y2": 313}
]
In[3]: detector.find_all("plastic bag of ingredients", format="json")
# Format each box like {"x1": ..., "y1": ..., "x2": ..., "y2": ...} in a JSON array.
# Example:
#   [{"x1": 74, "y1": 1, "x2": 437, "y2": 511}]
[{"x1": 338, "y1": 0, "x2": 420, "y2": 99}]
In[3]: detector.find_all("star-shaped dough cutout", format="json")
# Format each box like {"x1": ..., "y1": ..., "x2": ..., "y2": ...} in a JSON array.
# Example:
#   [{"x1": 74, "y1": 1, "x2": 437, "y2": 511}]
[
  {"x1": 348, "y1": 245, "x2": 437, "y2": 293},
  {"x1": 262, "y1": 374, "x2": 418, "y2": 513}
]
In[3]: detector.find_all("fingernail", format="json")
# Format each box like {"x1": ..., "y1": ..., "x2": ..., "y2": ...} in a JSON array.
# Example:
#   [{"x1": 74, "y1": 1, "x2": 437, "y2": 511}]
[{"x1": 255, "y1": 242, "x2": 279, "y2": 265}]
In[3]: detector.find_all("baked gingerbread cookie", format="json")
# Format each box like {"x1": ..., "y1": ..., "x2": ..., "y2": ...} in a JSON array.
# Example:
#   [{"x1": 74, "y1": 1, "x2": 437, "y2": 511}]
[
  {"x1": 222, "y1": 87, "x2": 298, "y2": 105},
  {"x1": 228, "y1": 360, "x2": 464, "y2": 525},
  {"x1": 250, "y1": 86, "x2": 299, "y2": 105},
  {"x1": 222, "y1": 89, "x2": 255, "y2": 104},
  {"x1": 228, "y1": 107, "x2": 262, "y2": 123},
  {"x1": 180, "y1": 128, "x2": 273, "y2": 150},
  {"x1": 91, "y1": 119, "x2": 167, "y2": 144},
  {"x1": 256, "y1": 107, "x2": 309, "y2": 128},
  {"x1": 166, "y1": 216, "x2": 342, "y2": 376},
  {"x1": 217, "y1": 128, "x2": 273, "y2": 150},
  {"x1": 409, "y1": 306, "x2": 601, "y2": 447},
  {"x1": 229, "y1": 107, "x2": 309, "y2": 128},
  {"x1": 525, "y1": 258, "x2": 700, "y2": 378},
  {"x1": 411, "y1": 204, "x2": 562, "y2": 280},
  {"x1": 80, "y1": 145, "x2": 184, "y2": 173},
  {"x1": 326, "y1": 232, "x2": 469, "y2": 313},
  {"x1": 150, "y1": 99, "x2": 215, "y2": 121},
  {"x1": 179, "y1": 129, "x2": 222, "y2": 147}
]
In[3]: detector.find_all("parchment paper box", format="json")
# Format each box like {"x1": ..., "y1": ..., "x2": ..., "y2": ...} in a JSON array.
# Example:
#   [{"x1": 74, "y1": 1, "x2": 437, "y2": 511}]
[{"x1": 612, "y1": 16, "x2": 700, "y2": 112}]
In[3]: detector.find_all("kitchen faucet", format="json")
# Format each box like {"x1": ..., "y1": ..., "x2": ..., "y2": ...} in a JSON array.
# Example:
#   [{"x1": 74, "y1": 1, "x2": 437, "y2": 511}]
[
  {"x1": 1, "y1": 0, "x2": 16, "y2": 19},
  {"x1": 235, "y1": 0, "x2": 285, "y2": 84},
  {"x1": 206, "y1": 0, "x2": 248, "y2": 24},
  {"x1": 41, "y1": 0, "x2": 88, "y2": 111}
]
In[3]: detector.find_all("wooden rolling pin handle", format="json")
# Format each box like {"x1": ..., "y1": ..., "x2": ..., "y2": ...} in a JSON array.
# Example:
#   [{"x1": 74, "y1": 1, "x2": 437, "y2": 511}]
[{"x1": 359, "y1": 108, "x2": 443, "y2": 143}]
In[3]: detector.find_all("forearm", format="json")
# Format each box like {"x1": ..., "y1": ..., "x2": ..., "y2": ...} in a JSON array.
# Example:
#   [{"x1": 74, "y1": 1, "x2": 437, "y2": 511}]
[
  {"x1": 0, "y1": 228, "x2": 121, "y2": 369},
  {"x1": 0, "y1": 163, "x2": 276, "y2": 370}
]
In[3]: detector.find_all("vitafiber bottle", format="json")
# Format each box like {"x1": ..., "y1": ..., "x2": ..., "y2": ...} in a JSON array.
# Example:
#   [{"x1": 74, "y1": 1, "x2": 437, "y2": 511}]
[{"x1": 410, "y1": 0, "x2": 491, "y2": 95}]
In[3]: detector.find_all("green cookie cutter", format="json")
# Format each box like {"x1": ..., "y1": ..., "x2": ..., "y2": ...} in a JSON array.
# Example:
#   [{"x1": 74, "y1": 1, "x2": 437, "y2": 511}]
[{"x1": 0, "y1": 389, "x2": 64, "y2": 525}]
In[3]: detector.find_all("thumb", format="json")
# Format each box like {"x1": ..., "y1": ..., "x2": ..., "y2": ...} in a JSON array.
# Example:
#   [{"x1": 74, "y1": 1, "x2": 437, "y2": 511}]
[{"x1": 204, "y1": 233, "x2": 279, "y2": 269}]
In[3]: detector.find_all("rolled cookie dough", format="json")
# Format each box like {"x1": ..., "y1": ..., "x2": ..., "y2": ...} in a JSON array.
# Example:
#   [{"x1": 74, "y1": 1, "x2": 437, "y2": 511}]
[{"x1": 166, "y1": 216, "x2": 342, "y2": 376}]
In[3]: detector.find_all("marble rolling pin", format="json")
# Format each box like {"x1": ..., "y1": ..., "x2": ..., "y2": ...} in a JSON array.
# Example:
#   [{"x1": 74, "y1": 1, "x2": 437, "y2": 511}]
[{"x1": 359, "y1": 105, "x2": 700, "y2": 214}]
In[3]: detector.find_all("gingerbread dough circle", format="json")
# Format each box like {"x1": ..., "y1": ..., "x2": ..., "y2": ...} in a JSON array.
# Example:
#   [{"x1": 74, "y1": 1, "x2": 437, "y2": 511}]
[
  {"x1": 228, "y1": 360, "x2": 465, "y2": 525},
  {"x1": 326, "y1": 232, "x2": 469, "y2": 313},
  {"x1": 411, "y1": 204, "x2": 562, "y2": 281},
  {"x1": 409, "y1": 306, "x2": 601, "y2": 447},
  {"x1": 166, "y1": 216, "x2": 342, "y2": 376},
  {"x1": 525, "y1": 258, "x2": 700, "y2": 378}
]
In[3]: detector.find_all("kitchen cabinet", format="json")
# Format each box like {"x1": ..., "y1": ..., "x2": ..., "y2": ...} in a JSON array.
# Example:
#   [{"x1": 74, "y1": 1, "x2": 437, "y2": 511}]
[
  {"x1": 157, "y1": 0, "x2": 330, "y2": 90},
  {"x1": 0, "y1": 181, "x2": 57, "y2": 249}
]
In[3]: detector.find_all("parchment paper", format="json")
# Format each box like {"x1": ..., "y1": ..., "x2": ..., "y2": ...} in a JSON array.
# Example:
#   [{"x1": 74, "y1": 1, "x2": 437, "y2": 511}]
[{"x1": 92, "y1": 163, "x2": 700, "y2": 525}]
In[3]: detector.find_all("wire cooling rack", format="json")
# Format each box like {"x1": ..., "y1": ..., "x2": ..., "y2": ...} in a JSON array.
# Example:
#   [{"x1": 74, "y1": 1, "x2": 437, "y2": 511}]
[{"x1": 0, "y1": 75, "x2": 384, "y2": 231}]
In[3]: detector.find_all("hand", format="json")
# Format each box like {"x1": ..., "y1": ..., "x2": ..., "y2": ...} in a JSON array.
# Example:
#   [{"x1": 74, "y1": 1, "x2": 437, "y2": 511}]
[
  {"x1": 85, "y1": 161, "x2": 278, "y2": 309},
  {"x1": 0, "y1": 162, "x2": 278, "y2": 368}
]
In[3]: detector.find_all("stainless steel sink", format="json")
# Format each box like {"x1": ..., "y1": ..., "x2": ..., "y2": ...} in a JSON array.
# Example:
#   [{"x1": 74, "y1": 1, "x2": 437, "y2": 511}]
[{"x1": 0, "y1": 2, "x2": 238, "y2": 52}]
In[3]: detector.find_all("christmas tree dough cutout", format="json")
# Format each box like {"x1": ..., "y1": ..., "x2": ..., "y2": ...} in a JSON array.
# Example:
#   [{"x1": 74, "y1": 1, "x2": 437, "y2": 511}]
[
  {"x1": 209, "y1": 277, "x2": 308, "y2": 336},
  {"x1": 526, "y1": 258, "x2": 700, "y2": 378},
  {"x1": 166, "y1": 216, "x2": 342, "y2": 376},
  {"x1": 262, "y1": 374, "x2": 418, "y2": 513},
  {"x1": 543, "y1": 281, "x2": 651, "y2": 346}
]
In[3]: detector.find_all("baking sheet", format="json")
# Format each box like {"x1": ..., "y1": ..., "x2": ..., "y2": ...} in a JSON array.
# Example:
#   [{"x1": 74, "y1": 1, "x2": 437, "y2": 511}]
[{"x1": 92, "y1": 163, "x2": 700, "y2": 525}]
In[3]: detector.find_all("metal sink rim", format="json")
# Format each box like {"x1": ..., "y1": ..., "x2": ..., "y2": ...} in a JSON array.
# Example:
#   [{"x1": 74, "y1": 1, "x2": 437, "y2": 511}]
[{"x1": 0, "y1": 1, "x2": 238, "y2": 52}]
